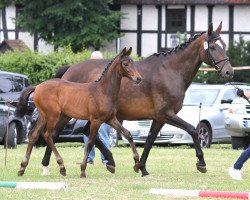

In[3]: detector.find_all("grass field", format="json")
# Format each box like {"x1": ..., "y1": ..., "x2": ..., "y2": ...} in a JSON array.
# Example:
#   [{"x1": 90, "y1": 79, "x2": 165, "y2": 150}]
[{"x1": 0, "y1": 143, "x2": 249, "y2": 200}]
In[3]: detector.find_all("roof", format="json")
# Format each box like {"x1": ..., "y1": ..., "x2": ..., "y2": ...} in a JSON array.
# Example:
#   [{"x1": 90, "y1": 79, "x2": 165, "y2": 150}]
[
  {"x1": 114, "y1": 0, "x2": 250, "y2": 5},
  {"x1": 0, "y1": 39, "x2": 29, "y2": 54}
]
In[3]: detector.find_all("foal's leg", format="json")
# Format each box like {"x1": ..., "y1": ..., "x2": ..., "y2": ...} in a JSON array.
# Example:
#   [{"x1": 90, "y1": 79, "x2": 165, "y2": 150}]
[
  {"x1": 82, "y1": 121, "x2": 116, "y2": 173},
  {"x1": 18, "y1": 119, "x2": 45, "y2": 176},
  {"x1": 108, "y1": 117, "x2": 140, "y2": 173},
  {"x1": 80, "y1": 122, "x2": 100, "y2": 178},
  {"x1": 41, "y1": 114, "x2": 70, "y2": 175},
  {"x1": 43, "y1": 126, "x2": 67, "y2": 176},
  {"x1": 166, "y1": 114, "x2": 207, "y2": 173}
]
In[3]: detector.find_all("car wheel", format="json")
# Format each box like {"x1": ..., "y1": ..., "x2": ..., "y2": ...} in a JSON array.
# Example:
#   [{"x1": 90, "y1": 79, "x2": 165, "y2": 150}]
[
  {"x1": 197, "y1": 122, "x2": 212, "y2": 148},
  {"x1": 4, "y1": 122, "x2": 17, "y2": 148},
  {"x1": 109, "y1": 127, "x2": 118, "y2": 148},
  {"x1": 231, "y1": 136, "x2": 248, "y2": 150}
]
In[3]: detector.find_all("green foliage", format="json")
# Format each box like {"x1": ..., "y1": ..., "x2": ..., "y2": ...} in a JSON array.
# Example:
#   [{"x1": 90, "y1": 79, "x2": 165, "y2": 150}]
[
  {"x1": 16, "y1": 0, "x2": 123, "y2": 52},
  {"x1": 0, "y1": 48, "x2": 93, "y2": 84}
]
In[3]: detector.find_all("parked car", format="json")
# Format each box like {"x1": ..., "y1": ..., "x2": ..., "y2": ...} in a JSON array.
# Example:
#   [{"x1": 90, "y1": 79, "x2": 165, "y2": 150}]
[
  {"x1": 0, "y1": 71, "x2": 32, "y2": 148},
  {"x1": 225, "y1": 92, "x2": 250, "y2": 149},
  {"x1": 0, "y1": 103, "x2": 30, "y2": 148},
  {"x1": 121, "y1": 83, "x2": 250, "y2": 148}
]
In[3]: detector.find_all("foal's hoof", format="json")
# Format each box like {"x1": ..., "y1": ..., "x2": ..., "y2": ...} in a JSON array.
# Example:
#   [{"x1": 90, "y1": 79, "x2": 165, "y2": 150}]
[
  {"x1": 106, "y1": 164, "x2": 115, "y2": 174},
  {"x1": 196, "y1": 163, "x2": 207, "y2": 173},
  {"x1": 133, "y1": 162, "x2": 140, "y2": 173},
  {"x1": 18, "y1": 170, "x2": 24, "y2": 176},
  {"x1": 60, "y1": 168, "x2": 67, "y2": 176},
  {"x1": 141, "y1": 170, "x2": 150, "y2": 177},
  {"x1": 80, "y1": 173, "x2": 86, "y2": 178}
]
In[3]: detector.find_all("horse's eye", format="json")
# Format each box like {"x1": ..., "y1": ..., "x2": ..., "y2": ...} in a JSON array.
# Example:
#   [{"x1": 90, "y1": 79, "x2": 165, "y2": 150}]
[
  {"x1": 210, "y1": 46, "x2": 215, "y2": 50},
  {"x1": 123, "y1": 62, "x2": 129, "y2": 67}
]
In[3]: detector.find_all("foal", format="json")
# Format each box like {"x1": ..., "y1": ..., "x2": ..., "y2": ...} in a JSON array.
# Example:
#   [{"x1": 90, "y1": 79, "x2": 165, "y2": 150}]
[{"x1": 17, "y1": 47, "x2": 142, "y2": 178}]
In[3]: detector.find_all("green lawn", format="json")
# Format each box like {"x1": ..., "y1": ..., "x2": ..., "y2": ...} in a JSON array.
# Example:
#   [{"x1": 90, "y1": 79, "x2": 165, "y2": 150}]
[{"x1": 0, "y1": 143, "x2": 249, "y2": 199}]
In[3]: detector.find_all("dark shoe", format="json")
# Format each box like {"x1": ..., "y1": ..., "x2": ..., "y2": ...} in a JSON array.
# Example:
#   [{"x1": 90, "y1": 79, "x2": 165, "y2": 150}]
[{"x1": 87, "y1": 159, "x2": 94, "y2": 165}]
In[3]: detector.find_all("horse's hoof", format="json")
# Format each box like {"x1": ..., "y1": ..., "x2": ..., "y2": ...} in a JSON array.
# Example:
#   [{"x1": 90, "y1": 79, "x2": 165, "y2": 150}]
[
  {"x1": 196, "y1": 163, "x2": 207, "y2": 173},
  {"x1": 80, "y1": 173, "x2": 86, "y2": 178},
  {"x1": 133, "y1": 163, "x2": 140, "y2": 173},
  {"x1": 60, "y1": 168, "x2": 67, "y2": 176},
  {"x1": 141, "y1": 171, "x2": 150, "y2": 177},
  {"x1": 18, "y1": 170, "x2": 24, "y2": 176},
  {"x1": 106, "y1": 164, "x2": 115, "y2": 174}
]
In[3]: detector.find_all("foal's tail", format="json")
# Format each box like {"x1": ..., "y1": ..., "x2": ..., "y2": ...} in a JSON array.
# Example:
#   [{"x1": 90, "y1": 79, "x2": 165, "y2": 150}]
[{"x1": 15, "y1": 86, "x2": 36, "y2": 118}]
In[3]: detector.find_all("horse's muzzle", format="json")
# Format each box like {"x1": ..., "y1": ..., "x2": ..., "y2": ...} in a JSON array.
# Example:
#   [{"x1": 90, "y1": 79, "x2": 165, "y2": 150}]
[{"x1": 133, "y1": 76, "x2": 142, "y2": 84}]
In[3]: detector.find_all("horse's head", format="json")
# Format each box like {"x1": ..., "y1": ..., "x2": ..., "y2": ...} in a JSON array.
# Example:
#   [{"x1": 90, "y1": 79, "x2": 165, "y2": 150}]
[
  {"x1": 199, "y1": 22, "x2": 234, "y2": 80},
  {"x1": 118, "y1": 47, "x2": 142, "y2": 84}
]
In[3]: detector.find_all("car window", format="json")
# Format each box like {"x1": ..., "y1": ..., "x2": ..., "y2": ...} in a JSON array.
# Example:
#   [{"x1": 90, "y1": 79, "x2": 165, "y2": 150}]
[
  {"x1": 221, "y1": 89, "x2": 237, "y2": 104},
  {"x1": 0, "y1": 74, "x2": 13, "y2": 93},
  {"x1": 12, "y1": 75, "x2": 25, "y2": 92},
  {"x1": 183, "y1": 89, "x2": 220, "y2": 106}
]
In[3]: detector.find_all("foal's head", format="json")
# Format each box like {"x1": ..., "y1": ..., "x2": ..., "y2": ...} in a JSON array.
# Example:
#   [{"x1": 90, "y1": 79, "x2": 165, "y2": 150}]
[
  {"x1": 117, "y1": 47, "x2": 142, "y2": 84},
  {"x1": 199, "y1": 22, "x2": 234, "y2": 80}
]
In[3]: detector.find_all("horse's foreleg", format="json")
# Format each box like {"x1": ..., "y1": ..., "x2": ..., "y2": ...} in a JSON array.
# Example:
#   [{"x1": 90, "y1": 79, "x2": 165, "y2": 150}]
[
  {"x1": 166, "y1": 114, "x2": 207, "y2": 173},
  {"x1": 140, "y1": 121, "x2": 164, "y2": 177},
  {"x1": 108, "y1": 118, "x2": 140, "y2": 173},
  {"x1": 18, "y1": 120, "x2": 45, "y2": 176},
  {"x1": 82, "y1": 121, "x2": 115, "y2": 171},
  {"x1": 80, "y1": 122, "x2": 100, "y2": 178}
]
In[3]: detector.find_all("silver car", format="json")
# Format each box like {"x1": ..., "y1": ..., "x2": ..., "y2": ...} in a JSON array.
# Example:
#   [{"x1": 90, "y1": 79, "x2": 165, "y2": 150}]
[
  {"x1": 122, "y1": 83, "x2": 250, "y2": 148},
  {"x1": 225, "y1": 92, "x2": 250, "y2": 149}
]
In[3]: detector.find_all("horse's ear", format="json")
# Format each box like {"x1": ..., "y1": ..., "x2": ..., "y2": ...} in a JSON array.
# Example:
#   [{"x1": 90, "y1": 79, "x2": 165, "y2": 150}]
[
  {"x1": 120, "y1": 47, "x2": 127, "y2": 56},
  {"x1": 126, "y1": 47, "x2": 132, "y2": 56},
  {"x1": 215, "y1": 21, "x2": 222, "y2": 34},
  {"x1": 208, "y1": 23, "x2": 213, "y2": 36}
]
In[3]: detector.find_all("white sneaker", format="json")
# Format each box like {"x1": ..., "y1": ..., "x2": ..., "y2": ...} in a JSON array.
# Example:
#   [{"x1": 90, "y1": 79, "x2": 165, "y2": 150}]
[{"x1": 228, "y1": 167, "x2": 242, "y2": 180}]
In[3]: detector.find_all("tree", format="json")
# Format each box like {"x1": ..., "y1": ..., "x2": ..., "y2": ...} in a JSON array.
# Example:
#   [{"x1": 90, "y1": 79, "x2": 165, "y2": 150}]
[{"x1": 16, "y1": 0, "x2": 123, "y2": 52}]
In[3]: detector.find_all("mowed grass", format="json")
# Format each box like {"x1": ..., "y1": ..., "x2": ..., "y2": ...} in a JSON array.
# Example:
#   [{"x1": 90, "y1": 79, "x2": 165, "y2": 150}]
[{"x1": 0, "y1": 143, "x2": 249, "y2": 200}]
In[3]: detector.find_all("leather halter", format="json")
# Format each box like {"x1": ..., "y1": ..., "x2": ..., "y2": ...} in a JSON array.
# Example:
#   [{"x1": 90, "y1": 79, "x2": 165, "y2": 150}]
[{"x1": 205, "y1": 36, "x2": 229, "y2": 73}]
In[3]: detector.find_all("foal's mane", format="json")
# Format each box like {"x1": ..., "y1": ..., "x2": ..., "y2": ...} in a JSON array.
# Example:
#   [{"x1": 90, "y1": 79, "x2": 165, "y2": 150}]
[
  {"x1": 95, "y1": 54, "x2": 119, "y2": 82},
  {"x1": 153, "y1": 31, "x2": 206, "y2": 57}
]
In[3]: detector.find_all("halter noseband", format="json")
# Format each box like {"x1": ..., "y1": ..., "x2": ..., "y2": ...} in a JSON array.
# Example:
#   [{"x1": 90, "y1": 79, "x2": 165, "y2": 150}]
[{"x1": 204, "y1": 36, "x2": 229, "y2": 73}]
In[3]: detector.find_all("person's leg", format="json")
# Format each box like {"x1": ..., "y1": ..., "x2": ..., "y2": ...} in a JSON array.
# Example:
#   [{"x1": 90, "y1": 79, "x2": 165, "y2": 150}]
[
  {"x1": 83, "y1": 135, "x2": 95, "y2": 163},
  {"x1": 234, "y1": 146, "x2": 250, "y2": 170},
  {"x1": 98, "y1": 123, "x2": 110, "y2": 163},
  {"x1": 229, "y1": 146, "x2": 250, "y2": 180}
]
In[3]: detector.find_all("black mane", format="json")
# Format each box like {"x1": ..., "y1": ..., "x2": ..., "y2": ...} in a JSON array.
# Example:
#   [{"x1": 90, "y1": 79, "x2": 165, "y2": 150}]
[{"x1": 153, "y1": 31, "x2": 206, "y2": 57}]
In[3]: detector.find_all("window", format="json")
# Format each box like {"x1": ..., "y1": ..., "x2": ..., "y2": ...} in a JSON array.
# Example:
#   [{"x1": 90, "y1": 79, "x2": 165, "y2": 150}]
[{"x1": 166, "y1": 9, "x2": 186, "y2": 33}]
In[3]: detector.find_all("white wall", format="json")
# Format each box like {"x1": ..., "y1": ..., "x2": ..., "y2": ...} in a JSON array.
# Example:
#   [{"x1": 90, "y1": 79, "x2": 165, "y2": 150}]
[
  {"x1": 234, "y1": 6, "x2": 250, "y2": 32},
  {"x1": 141, "y1": 33, "x2": 157, "y2": 57},
  {"x1": 120, "y1": 5, "x2": 137, "y2": 30},
  {"x1": 142, "y1": 5, "x2": 157, "y2": 30},
  {"x1": 195, "y1": 5, "x2": 208, "y2": 32}
]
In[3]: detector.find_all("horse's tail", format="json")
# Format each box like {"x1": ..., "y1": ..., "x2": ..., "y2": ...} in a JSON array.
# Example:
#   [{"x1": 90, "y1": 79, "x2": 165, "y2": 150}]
[
  {"x1": 15, "y1": 86, "x2": 36, "y2": 118},
  {"x1": 54, "y1": 64, "x2": 70, "y2": 78}
]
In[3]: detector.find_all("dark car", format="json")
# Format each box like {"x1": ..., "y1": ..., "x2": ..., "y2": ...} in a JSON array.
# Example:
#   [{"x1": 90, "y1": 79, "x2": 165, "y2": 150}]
[
  {"x1": 0, "y1": 70, "x2": 29, "y2": 105},
  {"x1": 0, "y1": 70, "x2": 33, "y2": 148},
  {"x1": 0, "y1": 103, "x2": 30, "y2": 148}
]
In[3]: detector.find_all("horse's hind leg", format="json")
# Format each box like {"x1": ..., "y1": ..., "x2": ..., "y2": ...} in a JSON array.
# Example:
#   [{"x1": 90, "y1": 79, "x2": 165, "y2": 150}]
[
  {"x1": 18, "y1": 118, "x2": 45, "y2": 176},
  {"x1": 41, "y1": 114, "x2": 70, "y2": 176},
  {"x1": 166, "y1": 114, "x2": 207, "y2": 173},
  {"x1": 108, "y1": 117, "x2": 140, "y2": 173},
  {"x1": 43, "y1": 128, "x2": 66, "y2": 176}
]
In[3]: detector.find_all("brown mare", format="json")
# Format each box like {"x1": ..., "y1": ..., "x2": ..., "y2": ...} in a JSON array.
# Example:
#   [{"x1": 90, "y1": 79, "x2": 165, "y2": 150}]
[
  {"x1": 16, "y1": 47, "x2": 142, "y2": 178},
  {"x1": 16, "y1": 22, "x2": 234, "y2": 177}
]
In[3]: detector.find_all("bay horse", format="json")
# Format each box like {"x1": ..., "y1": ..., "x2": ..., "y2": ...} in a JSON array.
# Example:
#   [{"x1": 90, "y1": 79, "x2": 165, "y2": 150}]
[
  {"x1": 16, "y1": 47, "x2": 142, "y2": 178},
  {"x1": 16, "y1": 22, "x2": 234, "y2": 177}
]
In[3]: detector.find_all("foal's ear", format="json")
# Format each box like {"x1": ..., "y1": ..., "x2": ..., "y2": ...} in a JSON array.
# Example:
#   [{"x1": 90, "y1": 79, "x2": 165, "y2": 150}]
[
  {"x1": 208, "y1": 23, "x2": 213, "y2": 36},
  {"x1": 215, "y1": 21, "x2": 222, "y2": 34},
  {"x1": 126, "y1": 47, "x2": 132, "y2": 56},
  {"x1": 120, "y1": 47, "x2": 127, "y2": 57}
]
